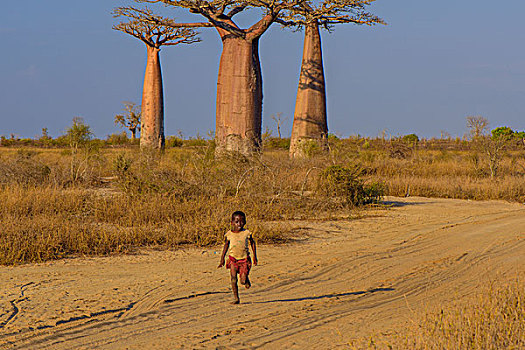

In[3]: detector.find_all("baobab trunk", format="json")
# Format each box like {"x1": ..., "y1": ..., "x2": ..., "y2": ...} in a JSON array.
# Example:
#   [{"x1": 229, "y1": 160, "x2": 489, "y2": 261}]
[
  {"x1": 215, "y1": 35, "x2": 262, "y2": 156},
  {"x1": 140, "y1": 46, "x2": 165, "y2": 150},
  {"x1": 289, "y1": 22, "x2": 328, "y2": 158}
]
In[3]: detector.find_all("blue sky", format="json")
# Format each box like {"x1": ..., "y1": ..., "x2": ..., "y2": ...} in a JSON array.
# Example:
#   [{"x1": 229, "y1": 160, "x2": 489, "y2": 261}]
[{"x1": 1, "y1": 0, "x2": 524, "y2": 139}]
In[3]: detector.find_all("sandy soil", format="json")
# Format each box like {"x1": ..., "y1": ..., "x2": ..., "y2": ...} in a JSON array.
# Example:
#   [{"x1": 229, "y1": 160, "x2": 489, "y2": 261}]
[{"x1": 1, "y1": 196, "x2": 524, "y2": 349}]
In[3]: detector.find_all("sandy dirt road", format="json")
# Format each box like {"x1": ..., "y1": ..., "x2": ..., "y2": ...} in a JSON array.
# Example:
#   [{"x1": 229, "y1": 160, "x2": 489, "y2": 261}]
[{"x1": 1, "y1": 196, "x2": 524, "y2": 349}]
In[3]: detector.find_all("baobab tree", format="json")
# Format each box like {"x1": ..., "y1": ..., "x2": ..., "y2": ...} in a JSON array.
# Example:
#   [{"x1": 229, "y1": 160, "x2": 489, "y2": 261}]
[
  {"x1": 138, "y1": 0, "x2": 308, "y2": 155},
  {"x1": 466, "y1": 115, "x2": 489, "y2": 140},
  {"x1": 115, "y1": 101, "x2": 141, "y2": 140},
  {"x1": 113, "y1": 7, "x2": 200, "y2": 150},
  {"x1": 281, "y1": 1, "x2": 384, "y2": 157}
]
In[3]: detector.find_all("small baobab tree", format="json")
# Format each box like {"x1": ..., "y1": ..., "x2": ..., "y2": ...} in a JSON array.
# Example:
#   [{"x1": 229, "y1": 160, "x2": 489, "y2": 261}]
[
  {"x1": 115, "y1": 101, "x2": 141, "y2": 140},
  {"x1": 466, "y1": 115, "x2": 489, "y2": 140},
  {"x1": 113, "y1": 7, "x2": 200, "y2": 150},
  {"x1": 280, "y1": 1, "x2": 384, "y2": 158},
  {"x1": 138, "y1": 0, "x2": 310, "y2": 156}
]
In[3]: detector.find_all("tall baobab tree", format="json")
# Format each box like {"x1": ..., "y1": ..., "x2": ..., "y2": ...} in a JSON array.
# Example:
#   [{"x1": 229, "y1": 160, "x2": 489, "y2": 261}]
[
  {"x1": 115, "y1": 101, "x2": 141, "y2": 140},
  {"x1": 138, "y1": 0, "x2": 308, "y2": 155},
  {"x1": 113, "y1": 7, "x2": 200, "y2": 150},
  {"x1": 282, "y1": 1, "x2": 384, "y2": 158}
]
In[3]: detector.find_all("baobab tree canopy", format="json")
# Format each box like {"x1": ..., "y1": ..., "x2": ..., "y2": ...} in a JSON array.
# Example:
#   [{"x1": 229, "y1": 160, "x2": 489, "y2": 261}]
[
  {"x1": 113, "y1": 7, "x2": 202, "y2": 48},
  {"x1": 113, "y1": 7, "x2": 201, "y2": 149},
  {"x1": 279, "y1": 0, "x2": 384, "y2": 28}
]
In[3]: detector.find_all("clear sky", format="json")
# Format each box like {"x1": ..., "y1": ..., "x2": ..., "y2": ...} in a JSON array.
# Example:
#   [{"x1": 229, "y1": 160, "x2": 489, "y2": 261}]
[{"x1": 1, "y1": 0, "x2": 524, "y2": 140}]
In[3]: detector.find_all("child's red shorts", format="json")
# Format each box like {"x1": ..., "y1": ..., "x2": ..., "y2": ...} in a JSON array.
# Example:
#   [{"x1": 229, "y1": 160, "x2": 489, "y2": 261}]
[{"x1": 226, "y1": 255, "x2": 252, "y2": 276}]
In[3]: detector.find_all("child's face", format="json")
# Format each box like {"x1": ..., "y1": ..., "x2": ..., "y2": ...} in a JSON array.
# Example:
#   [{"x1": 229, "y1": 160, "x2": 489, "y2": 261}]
[{"x1": 231, "y1": 214, "x2": 246, "y2": 232}]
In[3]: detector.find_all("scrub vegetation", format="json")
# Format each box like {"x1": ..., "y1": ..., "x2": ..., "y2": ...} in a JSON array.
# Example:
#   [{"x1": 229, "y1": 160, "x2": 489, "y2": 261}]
[{"x1": 1, "y1": 130, "x2": 525, "y2": 266}]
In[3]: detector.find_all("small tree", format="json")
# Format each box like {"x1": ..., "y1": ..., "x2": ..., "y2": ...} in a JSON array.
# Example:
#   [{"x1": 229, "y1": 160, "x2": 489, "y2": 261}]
[
  {"x1": 466, "y1": 115, "x2": 489, "y2": 140},
  {"x1": 402, "y1": 133, "x2": 419, "y2": 144},
  {"x1": 470, "y1": 126, "x2": 515, "y2": 179},
  {"x1": 115, "y1": 101, "x2": 141, "y2": 140},
  {"x1": 66, "y1": 117, "x2": 93, "y2": 151},
  {"x1": 271, "y1": 112, "x2": 286, "y2": 139},
  {"x1": 491, "y1": 126, "x2": 514, "y2": 141}
]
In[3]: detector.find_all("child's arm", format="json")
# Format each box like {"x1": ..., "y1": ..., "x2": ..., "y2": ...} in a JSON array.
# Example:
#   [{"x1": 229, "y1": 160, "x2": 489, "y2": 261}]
[
  {"x1": 249, "y1": 236, "x2": 258, "y2": 266},
  {"x1": 217, "y1": 239, "x2": 229, "y2": 268}
]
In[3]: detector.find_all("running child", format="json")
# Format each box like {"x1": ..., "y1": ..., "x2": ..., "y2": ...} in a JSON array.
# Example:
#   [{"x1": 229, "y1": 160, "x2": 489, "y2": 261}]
[{"x1": 218, "y1": 211, "x2": 258, "y2": 304}]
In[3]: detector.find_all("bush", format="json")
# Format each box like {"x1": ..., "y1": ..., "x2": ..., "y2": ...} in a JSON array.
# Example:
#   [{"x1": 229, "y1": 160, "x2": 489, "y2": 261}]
[
  {"x1": 515, "y1": 131, "x2": 525, "y2": 140},
  {"x1": 0, "y1": 152, "x2": 51, "y2": 185},
  {"x1": 317, "y1": 165, "x2": 384, "y2": 206},
  {"x1": 65, "y1": 117, "x2": 93, "y2": 150},
  {"x1": 264, "y1": 137, "x2": 290, "y2": 150},
  {"x1": 165, "y1": 136, "x2": 183, "y2": 148},
  {"x1": 183, "y1": 134, "x2": 209, "y2": 147},
  {"x1": 106, "y1": 132, "x2": 129, "y2": 146},
  {"x1": 402, "y1": 133, "x2": 419, "y2": 144},
  {"x1": 491, "y1": 126, "x2": 515, "y2": 140}
]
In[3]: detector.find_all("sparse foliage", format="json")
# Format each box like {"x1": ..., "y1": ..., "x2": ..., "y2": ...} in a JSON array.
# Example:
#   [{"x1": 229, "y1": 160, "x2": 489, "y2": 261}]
[
  {"x1": 492, "y1": 126, "x2": 517, "y2": 141},
  {"x1": 317, "y1": 165, "x2": 384, "y2": 206},
  {"x1": 279, "y1": 0, "x2": 385, "y2": 29},
  {"x1": 112, "y1": 7, "x2": 201, "y2": 49},
  {"x1": 402, "y1": 133, "x2": 419, "y2": 144},
  {"x1": 65, "y1": 117, "x2": 93, "y2": 151},
  {"x1": 115, "y1": 101, "x2": 141, "y2": 140},
  {"x1": 271, "y1": 113, "x2": 286, "y2": 139},
  {"x1": 466, "y1": 115, "x2": 489, "y2": 139}
]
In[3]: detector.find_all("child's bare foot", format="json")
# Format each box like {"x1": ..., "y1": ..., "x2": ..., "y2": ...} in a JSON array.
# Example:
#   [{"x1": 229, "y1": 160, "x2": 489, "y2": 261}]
[
  {"x1": 231, "y1": 299, "x2": 240, "y2": 305},
  {"x1": 244, "y1": 280, "x2": 251, "y2": 289}
]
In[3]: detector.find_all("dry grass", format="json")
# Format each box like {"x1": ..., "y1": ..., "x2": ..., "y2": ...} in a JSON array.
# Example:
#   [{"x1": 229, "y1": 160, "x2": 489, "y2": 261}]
[
  {"x1": 350, "y1": 279, "x2": 525, "y2": 349},
  {"x1": 330, "y1": 139, "x2": 525, "y2": 201},
  {"x1": 0, "y1": 137, "x2": 524, "y2": 265},
  {"x1": 0, "y1": 146, "x2": 376, "y2": 265}
]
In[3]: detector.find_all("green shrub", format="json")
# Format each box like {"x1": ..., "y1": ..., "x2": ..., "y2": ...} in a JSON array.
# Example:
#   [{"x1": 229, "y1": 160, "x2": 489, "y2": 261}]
[
  {"x1": 491, "y1": 126, "x2": 515, "y2": 140},
  {"x1": 65, "y1": 117, "x2": 93, "y2": 150},
  {"x1": 183, "y1": 136, "x2": 208, "y2": 147},
  {"x1": 106, "y1": 132, "x2": 129, "y2": 145},
  {"x1": 165, "y1": 136, "x2": 183, "y2": 148},
  {"x1": 402, "y1": 133, "x2": 419, "y2": 144},
  {"x1": 299, "y1": 139, "x2": 324, "y2": 157},
  {"x1": 515, "y1": 131, "x2": 525, "y2": 140},
  {"x1": 265, "y1": 137, "x2": 290, "y2": 149},
  {"x1": 317, "y1": 165, "x2": 384, "y2": 206}
]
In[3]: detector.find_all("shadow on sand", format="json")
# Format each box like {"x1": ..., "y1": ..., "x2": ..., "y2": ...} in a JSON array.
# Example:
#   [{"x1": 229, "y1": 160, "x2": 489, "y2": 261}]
[
  {"x1": 254, "y1": 287, "x2": 394, "y2": 304},
  {"x1": 382, "y1": 200, "x2": 430, "y2": 208},
  {"x1": 164, "y1": 291, "x2": 229, "y2": 304}
]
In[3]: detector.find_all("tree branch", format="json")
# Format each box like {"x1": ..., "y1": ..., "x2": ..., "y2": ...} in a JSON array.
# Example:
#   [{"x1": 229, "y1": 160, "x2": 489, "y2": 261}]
[{"x1": 113, "y1": 6, "x2": 201, "y2": 48}]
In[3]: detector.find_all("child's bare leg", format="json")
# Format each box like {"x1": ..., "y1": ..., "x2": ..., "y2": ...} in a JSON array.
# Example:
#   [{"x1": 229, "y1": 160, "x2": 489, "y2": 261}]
[
  {"x1": 230, "y1": 265, "x2": 240, "y2": 304},
  {"x1": 240, "y1": 273, "x2": 251, "y2": 289}
]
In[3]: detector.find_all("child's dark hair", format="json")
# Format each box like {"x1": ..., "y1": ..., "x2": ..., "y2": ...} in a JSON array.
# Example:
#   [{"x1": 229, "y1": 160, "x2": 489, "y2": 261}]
[{"x1": 231, "y1": 211, "x2": 246, "y2": 221}]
